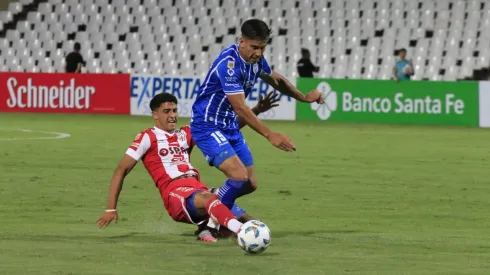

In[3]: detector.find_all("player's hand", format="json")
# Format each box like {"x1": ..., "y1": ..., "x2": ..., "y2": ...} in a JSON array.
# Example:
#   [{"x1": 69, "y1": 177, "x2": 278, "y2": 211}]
[
  {"x1": 267, "y1": 132, "x2": 296, "y2": 152},
  {"x1": 304, "y1": 90, "x2": 324, "y2": 104},
  {"x1": 96, "y1": 211, "x2": 119, "y2": 228},
  {"x1": 255, "y1": 91, "x2": 280, "y2": 113}
]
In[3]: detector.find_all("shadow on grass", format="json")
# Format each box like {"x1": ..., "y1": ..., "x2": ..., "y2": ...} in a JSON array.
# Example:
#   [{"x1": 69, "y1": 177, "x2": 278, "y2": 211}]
[
  {"x1": 271, "y1": 229, "x2": 362, "y2": 238},
  {"x1": 180, "y1": 229, "x2": 361, "y2": 239},
  {"x1": 0, "y1": 229, "x2": 362, "y2": 246},
  {"x1": 0, "y1": 232, "x2": 197, "y2": 245},
  {"x1": 244, "y1": 252, "x2": 280, "y2": 257}
]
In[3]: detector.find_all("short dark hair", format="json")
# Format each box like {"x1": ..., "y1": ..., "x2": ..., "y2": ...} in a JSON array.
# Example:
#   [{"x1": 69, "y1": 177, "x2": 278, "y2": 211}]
[
  {"x1": 398, "y1": 48, "x2": 407, "y2": 54},
  {"x1": 241, "y1": 19, "x2": 272, "y2": 41},
  {"x1": 149, "y1": 93, "x2": 178, "y2": 111},
  {"x1": 74, "y1": 42, "x2": 81, "y2": 51}
]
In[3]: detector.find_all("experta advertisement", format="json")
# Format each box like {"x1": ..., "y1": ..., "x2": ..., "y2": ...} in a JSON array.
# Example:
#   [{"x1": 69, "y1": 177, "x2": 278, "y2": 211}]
[
  {"x1": 0, "y1": 72, "x2": 130, "y2": 114},
  {"x1": 296, "y1": 78, "x2": 479, "y2": 127},
  {"x1": 130, "y1": 75, "x2": 296, "y2": 120}
]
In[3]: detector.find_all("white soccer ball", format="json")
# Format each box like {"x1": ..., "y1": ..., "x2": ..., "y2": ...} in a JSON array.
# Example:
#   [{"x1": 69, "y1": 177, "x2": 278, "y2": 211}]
[{"x1": 237, "y1": 220, "x2": 271, "y2": 254}]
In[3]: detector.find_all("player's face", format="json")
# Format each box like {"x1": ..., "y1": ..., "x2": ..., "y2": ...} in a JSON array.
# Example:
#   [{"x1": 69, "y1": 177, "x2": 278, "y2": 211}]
[
  {"x1": 239, "y1": 37, "x2": 268, "y2": 64},
  {"x1": 399, "y1": 51, "x2": 406, "y2": 59},
  {"x1": 153, "y1": 102, "x2": 178, "y2": 131}
]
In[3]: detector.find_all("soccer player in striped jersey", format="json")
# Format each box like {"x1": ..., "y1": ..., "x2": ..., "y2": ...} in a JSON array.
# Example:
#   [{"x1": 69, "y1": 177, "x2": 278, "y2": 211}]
[
  {"x1": 190, "y1": 19, "x2": 324, "y2": 214},
  {"x1": 96, "y1": 92, "x2": 281, "y2": 242}
]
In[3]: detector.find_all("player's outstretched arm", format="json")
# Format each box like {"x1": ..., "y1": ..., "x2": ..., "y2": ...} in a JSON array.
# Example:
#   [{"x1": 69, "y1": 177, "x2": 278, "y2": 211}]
[
  {"x1": 259, "y1": 71, "x2": 324, "y2": 104},
  {"x1": 238, "y1": 91, "x2": 280, "y2": 129},
  {"x1": 96, "y1": 155, "x2": 138, "y2": 228},
  {"x1": 228, "y1": 93, "x2": 295, "y2": 152}
]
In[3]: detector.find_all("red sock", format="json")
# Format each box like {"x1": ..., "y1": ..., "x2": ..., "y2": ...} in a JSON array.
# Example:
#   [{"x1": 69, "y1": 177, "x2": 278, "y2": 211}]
[{"x1": 205, "y1": 195, "x2": 236, "y2": 229}]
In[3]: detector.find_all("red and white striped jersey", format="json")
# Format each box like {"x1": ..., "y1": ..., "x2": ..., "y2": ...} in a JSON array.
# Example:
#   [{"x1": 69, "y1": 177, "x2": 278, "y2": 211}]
[{"x1": 126, "y1": 125, "x2": 199, "y2": 191}]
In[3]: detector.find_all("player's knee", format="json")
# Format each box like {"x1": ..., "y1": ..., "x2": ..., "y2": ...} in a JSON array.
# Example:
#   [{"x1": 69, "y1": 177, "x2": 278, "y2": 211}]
[
  {"x1": 218, "y1": 156, "x2": 248, "y2": 181},
  {"x1": 233, "y1": 171, "x2": 249, "y2": 182},
  {"x1": 199, "y1": 192, "x2": 215, "y2": 201},
  {"x1": 225, "y1": 166, "x2": 249, "y2": 181},
  {"x1": 193, "y1": 191, "x2": 215, "y2": 209}
]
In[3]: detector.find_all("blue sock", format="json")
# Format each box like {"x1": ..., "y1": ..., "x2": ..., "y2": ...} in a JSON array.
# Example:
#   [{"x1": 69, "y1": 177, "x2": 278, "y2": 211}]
[
  {"x1": 217, "y1": 179, "x2": 248, "y2": 209},
  {"x1": 231, "y1": 204, "x2": 246, "y2": 217}
]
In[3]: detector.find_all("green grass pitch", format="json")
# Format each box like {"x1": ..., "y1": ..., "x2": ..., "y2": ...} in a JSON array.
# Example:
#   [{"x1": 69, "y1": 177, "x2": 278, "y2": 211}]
[{"x1": 1, "y1": 113, "x2": 490, "y2": 274}]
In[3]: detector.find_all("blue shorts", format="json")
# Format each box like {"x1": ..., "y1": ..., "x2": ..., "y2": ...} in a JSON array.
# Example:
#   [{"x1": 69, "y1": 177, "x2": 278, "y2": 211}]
[{"x1": 190, "y1": 123, "x2": 253, "y2": 168}]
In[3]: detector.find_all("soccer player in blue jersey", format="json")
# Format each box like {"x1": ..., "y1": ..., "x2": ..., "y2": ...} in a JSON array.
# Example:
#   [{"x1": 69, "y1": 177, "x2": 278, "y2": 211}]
[{"x1": 190, "y1": 19, "x2": 324, "y2": 214}]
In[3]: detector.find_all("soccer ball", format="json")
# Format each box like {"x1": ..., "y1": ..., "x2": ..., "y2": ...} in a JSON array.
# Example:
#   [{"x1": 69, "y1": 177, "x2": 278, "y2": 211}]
[{"x1": 237, "y1": 220, "x2": 271, "y2": 254}]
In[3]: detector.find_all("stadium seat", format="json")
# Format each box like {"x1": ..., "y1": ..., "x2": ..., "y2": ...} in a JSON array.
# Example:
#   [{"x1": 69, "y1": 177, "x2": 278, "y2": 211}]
[{"x1": 0, "y1": 0, "x2": 488, "y2": 79}]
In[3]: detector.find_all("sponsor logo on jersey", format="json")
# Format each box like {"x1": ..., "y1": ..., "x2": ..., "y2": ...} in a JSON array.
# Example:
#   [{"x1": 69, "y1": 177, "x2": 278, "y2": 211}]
[
  {"x1": 158, "y1": 146, "x2": 189, "y2": 157},
  {"x1": 225, "y1": 83, "x2": 241, "y2": 88}
]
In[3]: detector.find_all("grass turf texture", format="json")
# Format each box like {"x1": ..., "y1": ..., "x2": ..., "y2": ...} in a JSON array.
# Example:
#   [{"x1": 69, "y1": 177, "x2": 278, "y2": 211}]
[{"x1": 1, "y1": 113, "x2": 490, "y2": 274}]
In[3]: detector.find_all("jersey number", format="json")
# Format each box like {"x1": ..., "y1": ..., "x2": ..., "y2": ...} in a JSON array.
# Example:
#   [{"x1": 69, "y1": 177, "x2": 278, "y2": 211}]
[{"x1": 211, "y1": 131, "x2": 227, "y2": 144}]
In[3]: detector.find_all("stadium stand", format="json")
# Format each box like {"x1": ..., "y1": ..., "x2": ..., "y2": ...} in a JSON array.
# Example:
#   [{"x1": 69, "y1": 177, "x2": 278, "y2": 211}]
[{"x1": 0, "y1": 0, "x2": 489, "y2": 80}]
